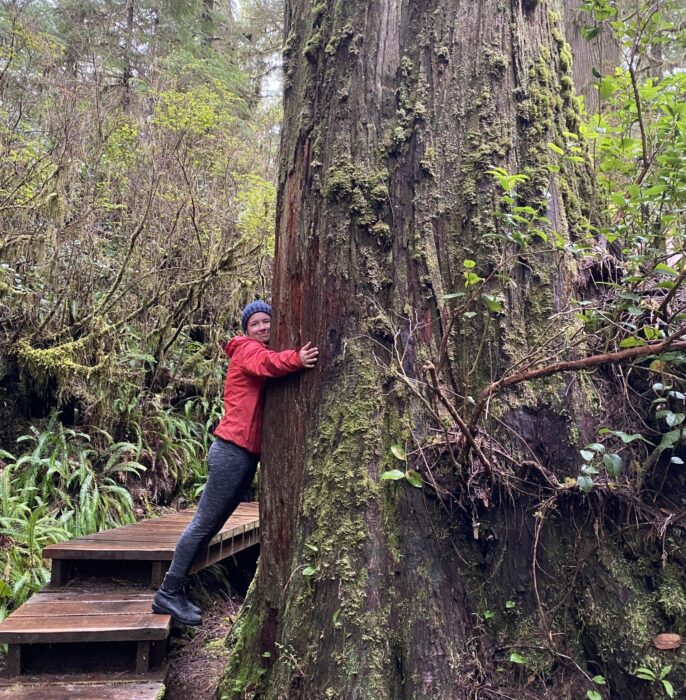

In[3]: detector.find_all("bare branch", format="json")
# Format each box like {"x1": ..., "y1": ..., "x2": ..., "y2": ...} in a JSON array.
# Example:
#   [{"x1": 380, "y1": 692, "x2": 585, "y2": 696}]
[{"x1": 468, "y1": 330, "x2": 686, "y2": 431}]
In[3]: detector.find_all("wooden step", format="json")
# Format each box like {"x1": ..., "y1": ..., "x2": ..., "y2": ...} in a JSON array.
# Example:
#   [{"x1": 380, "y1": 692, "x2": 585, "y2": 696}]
[
  {"x1": 0, "y1": 589, "x2": 170, "y2": 677},
  {"x1": 43, "y1": 502, "x2": 260, "y2": 587},
  {"x1": 0, "y1": 680, "x2": 165, "y2": 699},
  {"x1": 0, "y1": 669, "x2": 166, "y2": 699}
]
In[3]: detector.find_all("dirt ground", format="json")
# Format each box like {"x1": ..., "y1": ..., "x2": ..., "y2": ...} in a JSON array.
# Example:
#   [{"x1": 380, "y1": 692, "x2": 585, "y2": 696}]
[{"x1": 164, "y1": 586, "x2": 244, "y2": 699}]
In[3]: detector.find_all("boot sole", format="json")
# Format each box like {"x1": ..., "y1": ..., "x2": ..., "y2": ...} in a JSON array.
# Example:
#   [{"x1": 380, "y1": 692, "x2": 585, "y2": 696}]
[{"x1": 152, "y1": 602, "x2": 202, "y2": 626}]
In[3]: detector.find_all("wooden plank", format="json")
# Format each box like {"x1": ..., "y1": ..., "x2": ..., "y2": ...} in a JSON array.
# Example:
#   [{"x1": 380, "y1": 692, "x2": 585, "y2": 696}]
[
  {"x1": 49, "y1": 559, "x2": 72, "y2": 588},
  {"x1": 46, "y1": 541, "x2": 174, "y2": 551},
  {"x1": 84, "y1": 517, "x2": 257, "y2": 530},
  {"x1": 6, "y1": 645, "x2": 21, "y2": 677},
  {"x1": 43, "y1": 529, "x2": 259, "y2": 560},
  {"x1": 135, "y1": 641, "x2": 150, "y2": 674},
  {"x1": 30, "y1": 591, "x2": 153, "y2": 604},
  {"x1": 0, "y1": 668, "x2": 167, "y2": 688},
  {"x1": 0, "y1": 613, "x2": 170, "y2": 644},
  {"x1": 56, "y1": 520, "x2": 257, "y2": 542},
  {"x1": 0, "y1": 681, "x2": 165, "y2": 699},
  {"x1": 44, "y1": 522, "x2": 257, "y2": 547},
  {"x1": 64, "y1": 540, "x2": 177, "y2": 547},
  {"x1": 42, "y1": 546, "x2": 174, "y2": 561},
  {"x1": 12, "y1": 600, "x2": 154, "y2": 617},
  {"x1": 43, "y1": 502, "x2": 256, "y2": 531}
]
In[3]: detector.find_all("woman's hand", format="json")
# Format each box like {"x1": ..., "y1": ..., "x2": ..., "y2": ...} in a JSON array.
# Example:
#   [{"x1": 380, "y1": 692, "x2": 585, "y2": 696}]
[{"x1": 299, "y1": 342, "x2": 319, "y2": 368}]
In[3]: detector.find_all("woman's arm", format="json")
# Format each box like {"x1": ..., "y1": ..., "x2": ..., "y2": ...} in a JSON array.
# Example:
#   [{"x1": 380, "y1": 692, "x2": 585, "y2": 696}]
[{"x1": 239, "y1": 340, "x2": 318, "y2": 377}]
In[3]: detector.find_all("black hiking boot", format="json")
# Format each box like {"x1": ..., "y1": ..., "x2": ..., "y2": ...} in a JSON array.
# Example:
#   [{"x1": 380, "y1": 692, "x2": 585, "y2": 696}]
[
  {"x1": 152, "y1": 572, "x2": 202, "y2": 626},
  {"x1": 184, "y1": 581, "x2": 202, "y2": 616}
]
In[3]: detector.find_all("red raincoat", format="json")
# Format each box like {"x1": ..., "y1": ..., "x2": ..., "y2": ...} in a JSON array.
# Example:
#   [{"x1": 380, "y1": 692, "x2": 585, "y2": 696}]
[{"x1": 213, "y1": 336, "x2": 303, "y2": 454}]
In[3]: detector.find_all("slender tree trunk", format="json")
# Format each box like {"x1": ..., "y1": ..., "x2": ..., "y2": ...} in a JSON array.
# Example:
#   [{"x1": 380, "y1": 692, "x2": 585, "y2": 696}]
[
  {"x1": 203, "y1": 0, "x2": 215, "y2": 46},
  {"x1": 123, "y1": 0, "x2": 135, "y2": 109},
  {"x1": 220, "y1": 1, "x2": 685, "y2": 698},
  {"x1": 563, "y1": 0, "x2": 619, "y2": 112}
]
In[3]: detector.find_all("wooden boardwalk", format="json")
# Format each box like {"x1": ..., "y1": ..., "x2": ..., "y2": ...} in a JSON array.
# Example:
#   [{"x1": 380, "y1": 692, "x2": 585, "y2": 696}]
[
  {"x1": 0, "y1": 502, "x2": 260, "y2": 698},
  {"x1": 44, "y1": 502, "x2": 260, "y2": 586}
]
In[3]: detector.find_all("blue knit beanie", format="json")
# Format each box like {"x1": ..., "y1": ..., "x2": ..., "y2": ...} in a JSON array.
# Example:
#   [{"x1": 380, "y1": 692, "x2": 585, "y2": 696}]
[{"x1": 241, "y1": 301, "x2": 272, "y2": 331}]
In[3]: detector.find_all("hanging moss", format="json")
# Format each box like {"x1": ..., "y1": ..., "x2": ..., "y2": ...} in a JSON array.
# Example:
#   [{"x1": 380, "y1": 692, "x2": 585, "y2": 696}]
[{"x1": 15, "y1": 338, "x2": 99, "y2": 389}]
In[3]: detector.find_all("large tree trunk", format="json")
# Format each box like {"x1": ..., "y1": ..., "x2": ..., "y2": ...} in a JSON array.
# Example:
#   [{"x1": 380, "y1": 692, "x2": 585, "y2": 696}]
[{"x1": 220, "y1": 1, "x2": 685, "y2": 698}]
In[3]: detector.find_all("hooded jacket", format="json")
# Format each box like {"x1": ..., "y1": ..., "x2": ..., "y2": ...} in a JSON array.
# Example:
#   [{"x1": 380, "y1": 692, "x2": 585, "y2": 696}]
[{"x1": 213, "y1": 336, "x2": 303, "y2": 454}]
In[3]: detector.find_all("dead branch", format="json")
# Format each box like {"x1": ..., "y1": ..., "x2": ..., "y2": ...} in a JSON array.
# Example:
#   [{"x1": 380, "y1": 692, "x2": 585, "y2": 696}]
[
  {"x1": 467, "y1": 331, "x2": 686, "y2": 432},
  {"x1": 425, "y1": 362, "x2": 494, "y2": 480}
]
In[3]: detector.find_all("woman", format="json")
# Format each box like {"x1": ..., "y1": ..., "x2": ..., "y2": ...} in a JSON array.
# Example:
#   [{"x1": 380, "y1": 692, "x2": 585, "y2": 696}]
[{"x1": 152, "y1": 301, "x2": 318, "y2": 625}]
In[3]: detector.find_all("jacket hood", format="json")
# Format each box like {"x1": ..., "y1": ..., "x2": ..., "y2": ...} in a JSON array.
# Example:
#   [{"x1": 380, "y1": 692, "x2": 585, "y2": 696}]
[
  {"x1": 224, "y1": 335, "x2": 262, "y2": 357},
  {"x1": 225, "y1": 335, "x2": 257, "y2": 358}
]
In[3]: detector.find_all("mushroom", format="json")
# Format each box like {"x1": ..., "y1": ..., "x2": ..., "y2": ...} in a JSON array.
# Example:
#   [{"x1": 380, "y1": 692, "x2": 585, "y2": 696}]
[{"x1": 652, "y1": 633, "x2": 682, "y2": 650}]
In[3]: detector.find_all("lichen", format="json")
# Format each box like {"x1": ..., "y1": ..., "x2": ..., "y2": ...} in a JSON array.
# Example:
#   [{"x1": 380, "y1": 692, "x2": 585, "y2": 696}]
[
  {"x1": 324, "y1": 157, "x2": 354, "y2": 201},
  {"x1": 371, "y1": 221, "x2": 391, "y2": 241},
  {"x1": 483, "y1": 46, "x2": 507, "y2": 77},
  {"x1": 310, "y1": 1, "x2": 327, "y2": 18},
  {"x1": 435, "y1": 45, "x2": 450, "y2": 64}
]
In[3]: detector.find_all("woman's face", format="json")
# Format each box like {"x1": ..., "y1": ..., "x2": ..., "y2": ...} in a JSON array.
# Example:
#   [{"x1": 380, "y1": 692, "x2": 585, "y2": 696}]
[{"x1": 246, "y1": 312, "x2": 271, "y2": 344}]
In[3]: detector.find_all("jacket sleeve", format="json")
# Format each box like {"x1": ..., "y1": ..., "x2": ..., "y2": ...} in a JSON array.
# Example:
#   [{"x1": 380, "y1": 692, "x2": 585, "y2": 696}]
[{"x1": 238, "y1": 341, "x2": 304, "y2": 378}]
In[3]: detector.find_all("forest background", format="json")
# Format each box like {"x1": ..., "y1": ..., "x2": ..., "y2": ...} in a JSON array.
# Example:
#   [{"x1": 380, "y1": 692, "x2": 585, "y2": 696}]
[
  {"x1": 1, "y1": 0, "x2": 686, "y2": 697},
  {"x1": 0, "y1": 0, "x2": 283, "y2": 614}
]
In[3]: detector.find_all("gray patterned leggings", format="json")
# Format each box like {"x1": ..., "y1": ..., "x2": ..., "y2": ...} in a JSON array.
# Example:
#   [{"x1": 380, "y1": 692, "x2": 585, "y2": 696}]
[{"x1": 167, "y1": 438, "x2": 258, "y2": 578}]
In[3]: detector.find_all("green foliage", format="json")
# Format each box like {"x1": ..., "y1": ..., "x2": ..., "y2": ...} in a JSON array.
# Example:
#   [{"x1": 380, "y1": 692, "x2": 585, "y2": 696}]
[
  {"x1": 633, "y1": 664, "x2": 675, "y2": 697},
  {"x1": 234, "y1": 174, "x2": 277, "y2": 255},
  {"x1": 0, "y1": 0, "x2": 281, "y2": 439},
  {"x1": 0, "y1": 391, "x2": 221, "y2": 617},
  {"x1": 381, "y1": 444, "x2": 423, "y2": 488},
  {"x1": 460, "y1": 1, "x2": 686, "y2": 508},
  {"x1": 509, "y1": 651, "x2": 528, "y2": 665},
  {"x1": 0, "y1": 416, "x2": 143, "y2": 614}
]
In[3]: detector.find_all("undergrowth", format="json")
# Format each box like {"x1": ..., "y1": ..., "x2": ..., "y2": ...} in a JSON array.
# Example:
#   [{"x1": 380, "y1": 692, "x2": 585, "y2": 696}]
[{"x1": 0, "y1": 392, "x2": 222, "y2": 621}]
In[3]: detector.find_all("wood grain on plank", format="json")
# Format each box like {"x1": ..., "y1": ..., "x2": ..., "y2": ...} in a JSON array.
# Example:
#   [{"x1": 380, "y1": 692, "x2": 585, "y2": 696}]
[
  {"x1": 0, "y1": 681, "x2": 165, "y2": 699},
  {"x1": 0, "y1": 613, "x2": 170, "y2": 643},
  {"x1": 30, "y1": 591, "x2": 153, "y2": 603},
  {"x1": 12, "y1": 600, "x2": 154, "y2": 617}
]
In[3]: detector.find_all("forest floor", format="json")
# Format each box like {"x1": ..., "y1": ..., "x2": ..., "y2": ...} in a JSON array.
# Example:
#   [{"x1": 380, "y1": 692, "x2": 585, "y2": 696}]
[{"x1": 166, "y1": 589, "x2": 243, "y2": 699}]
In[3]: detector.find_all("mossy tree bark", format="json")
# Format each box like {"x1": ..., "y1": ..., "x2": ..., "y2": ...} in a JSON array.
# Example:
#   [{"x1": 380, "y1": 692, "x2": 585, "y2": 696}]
[{"x1": 221, "y1": 1, "x2": 686, "y2": 698}]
